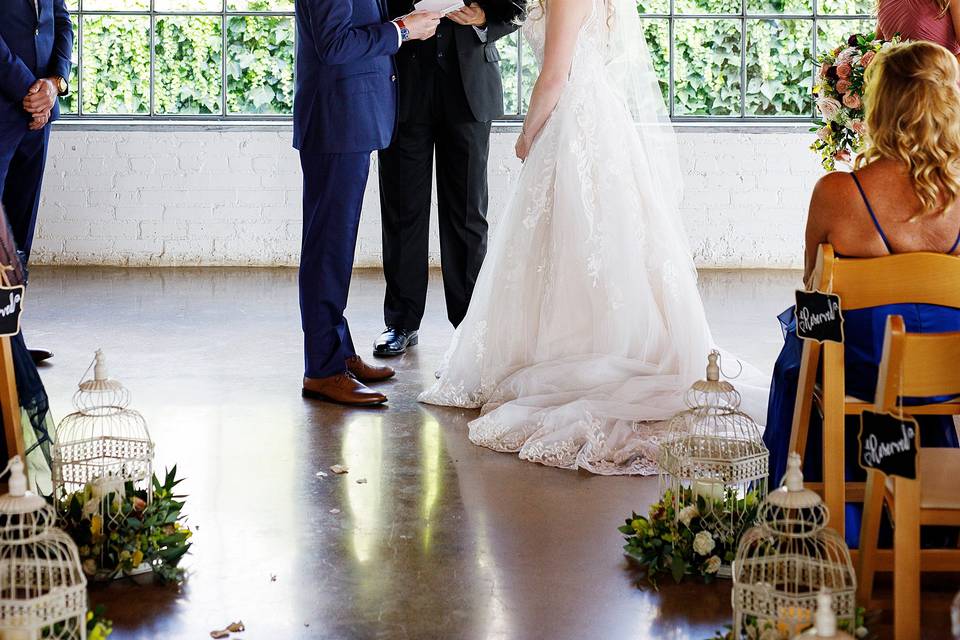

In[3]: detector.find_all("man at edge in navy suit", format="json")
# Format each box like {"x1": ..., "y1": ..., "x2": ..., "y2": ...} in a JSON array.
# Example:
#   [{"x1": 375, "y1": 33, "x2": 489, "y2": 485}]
[
  {"x1": 294, "y1": 0, "x2": 439, "y2": 405},
  {"x1": 0, "y1": 0, "x2": 73, "y2": 364}
]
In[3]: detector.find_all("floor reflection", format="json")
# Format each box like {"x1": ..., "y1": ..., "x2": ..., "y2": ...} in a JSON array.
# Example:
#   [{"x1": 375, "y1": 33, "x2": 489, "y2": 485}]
[{"x1": 22, "y1": 267, "x2": 955, "y2": 639}]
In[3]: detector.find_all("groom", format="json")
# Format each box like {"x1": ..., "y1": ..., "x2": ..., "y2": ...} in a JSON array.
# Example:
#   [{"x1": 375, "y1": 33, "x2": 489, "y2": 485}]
[{"x1": 294, "y1": 0, "x2": 439, "y2": 405}]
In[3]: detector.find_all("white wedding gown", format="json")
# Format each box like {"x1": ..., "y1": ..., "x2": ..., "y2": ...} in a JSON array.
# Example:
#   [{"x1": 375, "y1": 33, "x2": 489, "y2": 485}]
[{"x1": 419, "y1": 0, "x2": 768, "y2": 475}]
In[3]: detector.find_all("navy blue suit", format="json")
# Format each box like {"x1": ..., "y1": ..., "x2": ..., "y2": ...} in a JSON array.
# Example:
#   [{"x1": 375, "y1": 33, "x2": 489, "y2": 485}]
[
  {"x1": 294, "y1": 0, "x2": 399, "y2": 378},
  {"x1": 0, "y1": 0, "x2": 73, "y2": 261}
]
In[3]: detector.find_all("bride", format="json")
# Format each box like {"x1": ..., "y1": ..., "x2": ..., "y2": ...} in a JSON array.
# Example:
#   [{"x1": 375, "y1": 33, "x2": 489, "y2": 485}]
[{"x1": 419, "y1": 0, "x2": 767, "y2": 474}]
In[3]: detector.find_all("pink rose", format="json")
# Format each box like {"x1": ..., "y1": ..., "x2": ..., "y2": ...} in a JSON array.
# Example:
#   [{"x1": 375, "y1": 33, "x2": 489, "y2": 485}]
[
  {"x1": 820, "y1": 61, "x2": 831, "y2": 78},
  {"x1": 860, "y1": 51, "x2": 876, "y2": 67},
  {"x1": 834, "y1": 149, "x2": 852, "y2": 163},
  {"x1": 836, "y1": 63, "x2": 853, "y2": 79},
  {"x1": 836, "y1": 79, "x2": 851, "y2": 94},
  {"x1": 816, "y1": 96, "x2": 843, "y2": 120},
  {"x1": 817, "y1": 126, "x2": 832, "y2": 142},
  {"x1": 843, "y1": 92, "x2": 862, "y2": 109},
  {"x1": 849, "y1": 119, "x2": 866, "y2": 135}
]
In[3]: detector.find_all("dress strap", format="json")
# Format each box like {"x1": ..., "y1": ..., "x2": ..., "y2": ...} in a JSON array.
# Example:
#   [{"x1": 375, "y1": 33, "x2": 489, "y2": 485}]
[
  {"x1": 851, "y1": 172, "x2": 894, "y2": 254},
  {"x1": 949, "y1": 227, "x2": 960, "y2": 255}
]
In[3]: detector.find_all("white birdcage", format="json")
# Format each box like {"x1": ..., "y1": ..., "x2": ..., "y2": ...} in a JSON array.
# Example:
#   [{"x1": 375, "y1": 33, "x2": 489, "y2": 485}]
[
  {"x1": 0, "y1": 456, "x2": 87, "y2": 639},
  {"x1": 659, "y1": 351, "x2": 769, "y2": 540},
  {"x1": 52, "y1": 350, "x2": 154, "y2": 530},
  {"x1": 732, "y1": 453, "x2": 857, "y2": 639}
]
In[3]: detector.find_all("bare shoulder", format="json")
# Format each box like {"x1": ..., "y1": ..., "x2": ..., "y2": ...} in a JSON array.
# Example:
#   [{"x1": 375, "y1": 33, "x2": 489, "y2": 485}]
[{"x1": 809, "y1": 170, "x2": 858, "y2": 227}]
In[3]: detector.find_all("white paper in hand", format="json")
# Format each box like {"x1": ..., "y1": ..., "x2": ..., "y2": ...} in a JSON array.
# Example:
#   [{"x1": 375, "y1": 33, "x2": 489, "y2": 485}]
[{"x1": 413, "y1": 0, "x2": 465, "y2": 15}]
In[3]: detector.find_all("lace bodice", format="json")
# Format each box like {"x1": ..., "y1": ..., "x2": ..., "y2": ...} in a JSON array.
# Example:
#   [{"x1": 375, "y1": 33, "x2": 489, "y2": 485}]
[{"x1": 522, "y1": 0, "x2": 608, "y2": 74}]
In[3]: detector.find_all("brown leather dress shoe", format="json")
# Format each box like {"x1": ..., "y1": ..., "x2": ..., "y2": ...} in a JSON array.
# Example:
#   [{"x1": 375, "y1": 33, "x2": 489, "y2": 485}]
[
  {"x1": 346, "y1": 355, "x2": 395, "y2": 383},
  {"x1": 302, "y1": 372, "x2": 387, "y2": 406}
]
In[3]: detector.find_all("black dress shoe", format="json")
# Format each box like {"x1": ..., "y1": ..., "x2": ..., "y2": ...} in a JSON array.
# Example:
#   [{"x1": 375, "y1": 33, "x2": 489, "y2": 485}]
[
  {"x1": 373, "y1": 327, "x2": 418, "y2": 357},
  {"x1": 28, "y1": 348, "x2": 53, "y2": 365}
]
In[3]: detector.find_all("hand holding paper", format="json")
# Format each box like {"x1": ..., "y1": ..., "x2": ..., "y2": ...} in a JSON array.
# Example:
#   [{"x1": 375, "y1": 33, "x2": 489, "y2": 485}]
[{"x1": 413, "y1": 0, "x2": 465, "y2": 15}]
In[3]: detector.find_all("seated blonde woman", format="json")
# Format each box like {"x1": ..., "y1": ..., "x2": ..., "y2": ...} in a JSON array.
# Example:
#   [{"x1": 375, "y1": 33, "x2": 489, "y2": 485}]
[{"x1": 764, "y1": 41, "x2": 960, "y2": 547}]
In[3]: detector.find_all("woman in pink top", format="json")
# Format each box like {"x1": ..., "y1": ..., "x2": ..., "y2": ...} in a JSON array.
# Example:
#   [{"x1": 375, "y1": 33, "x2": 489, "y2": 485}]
[{"x1": 878, "y1": 0, "x2": 960, "y2": 55}]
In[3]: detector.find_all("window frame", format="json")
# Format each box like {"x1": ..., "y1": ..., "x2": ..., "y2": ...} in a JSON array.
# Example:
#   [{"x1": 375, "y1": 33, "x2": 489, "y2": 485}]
[{"x1": 63, "y1": 0, "x2": 873, "y2": 122}]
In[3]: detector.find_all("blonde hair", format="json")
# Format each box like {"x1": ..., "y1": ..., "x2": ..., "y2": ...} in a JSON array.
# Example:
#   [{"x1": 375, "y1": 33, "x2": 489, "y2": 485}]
[{"x1": 857, "y1": 41, "x2": 960, "y2": 216}]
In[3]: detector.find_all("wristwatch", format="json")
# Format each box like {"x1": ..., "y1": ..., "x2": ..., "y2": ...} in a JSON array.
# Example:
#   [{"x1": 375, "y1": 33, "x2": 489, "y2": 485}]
[
  {"x1": 395, "y1": 17, "x2": 410, "y2": 42},
  {"x1": 52, "y1": 76, "x2": 68, "y2": 96}
]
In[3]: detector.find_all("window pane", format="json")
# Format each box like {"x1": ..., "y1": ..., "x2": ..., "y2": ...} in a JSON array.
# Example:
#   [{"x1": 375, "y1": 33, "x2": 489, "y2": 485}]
[
  {"x1": 80, "y1": 15, "x2": 150, "y2": 114},
  {"x1": 641, "y1": 18, "x2": 670, "y2": 104},
  {"x1": 155, "y1": 0, "x2": 222, "y2": 11},
  {"x1": 520, "y1": 35, "x2": 538, "y2": 113},
  {"x1": 817, "y1": 0, "x2": 873, "y2": 14},
  {"x1": 746, "y1": 0, "x2": 811, "y2": 13},
  {"x1": 674, "y1": 19, "x2": 741, "y2": 116},
  {"x1": 638, "y1": 0, "x2": 669, "y2": 14},
  {"x1": 675, "y1": 0, "x2": 741, "y2": 14},
  {"x1": 498, "y1": 32, "x2": 521, "y2": 116},
  {"x1": 81, "y1": 0, "x2": 149, "y2": 10},
  {"x1": 746, "y1": 19, "x2": 812, "y2": 116},
  {"x1": 816, "y1": 18, "x2": 876, "y2": 55},
  {"x1": 228, "y1": 0, "x2": 294, "y2": 11},
  {"x1": 155, "y1": 15, "x2": 223, "y2": 115},
  {"x1": 59, "y1": 14, "x2": 80, "y2": 114},
  {"x1": 226, "y1": 16, "x2": 294, "y2": 114}
]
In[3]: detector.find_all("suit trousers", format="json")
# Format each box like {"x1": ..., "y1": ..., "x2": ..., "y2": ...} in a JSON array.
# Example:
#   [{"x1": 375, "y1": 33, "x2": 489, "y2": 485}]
[
  {"x1": 0, "y1": 124, "x2": 50, "y2": 263},
  {"x1": 378, "y1": 65, "x2": 490, "y2": 330},
  {"x1": 299, "y1": 150, "x2": 371, "y2": 378}
]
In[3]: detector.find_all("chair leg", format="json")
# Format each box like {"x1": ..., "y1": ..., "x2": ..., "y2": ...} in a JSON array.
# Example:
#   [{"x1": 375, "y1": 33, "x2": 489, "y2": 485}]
[
  {"x1": 893, "y1": 476, "x2": 921, "y2": 640},
  {"x1": 822, "y1": 342, "x2": 846, "y2": 538},
  {"x1": 789, "y1": 340, "x2": 821, "y2": 462},
  {"x1": 856, "y1": 469, "x2": 884, "y2": 605}
]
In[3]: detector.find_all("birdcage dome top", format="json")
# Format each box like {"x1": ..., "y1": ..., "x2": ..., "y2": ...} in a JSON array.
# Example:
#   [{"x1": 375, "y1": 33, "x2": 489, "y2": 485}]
[
  {"x1": 758, "y1": 453, "x2": 830, "y2": 537},
  {"x1": 71, "y1": 349, "x2": 132, "y2": 414},
  {"x1": 683, "y1": 351, "x2": 743, "y2": 411},
  {"x1": 0, "y1": 457, "x2": 59, "y2": 541}
]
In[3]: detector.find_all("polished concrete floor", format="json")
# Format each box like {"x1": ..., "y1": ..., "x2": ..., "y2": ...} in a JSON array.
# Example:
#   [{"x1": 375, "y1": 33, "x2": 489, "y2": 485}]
[{"x1": 23, "y1": 267, "x2": 957, "y2": 639}]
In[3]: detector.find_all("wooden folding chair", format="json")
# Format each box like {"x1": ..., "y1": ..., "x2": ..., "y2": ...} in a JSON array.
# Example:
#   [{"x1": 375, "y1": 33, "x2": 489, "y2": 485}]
[
  {"x1": 790, "y1": 244, "x2": 960, "y2": 538},
  {"x1": 856, "y1": 315, "x2": 960, "y2": 640}
]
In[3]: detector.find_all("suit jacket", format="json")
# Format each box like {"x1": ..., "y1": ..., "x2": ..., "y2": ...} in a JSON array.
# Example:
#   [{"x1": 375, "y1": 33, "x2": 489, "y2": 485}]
[
  {"x1": 387, "y1": 0, "x2": 523, "y2": 123},
  {"x1": 293, "y1": 0, "x2": 401, "y2": 153},
  {"x1": 0, "y1": 0, "x2": 73, "y2": 124}
]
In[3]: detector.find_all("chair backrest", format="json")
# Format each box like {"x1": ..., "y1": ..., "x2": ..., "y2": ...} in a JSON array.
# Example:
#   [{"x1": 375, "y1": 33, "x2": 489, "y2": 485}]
[
  {"x1": 811, "y1": 244, "x2": 960, "y2": 311},
  {"x1": 874, "y1": 315, "x2": 960, "y2": 412}
]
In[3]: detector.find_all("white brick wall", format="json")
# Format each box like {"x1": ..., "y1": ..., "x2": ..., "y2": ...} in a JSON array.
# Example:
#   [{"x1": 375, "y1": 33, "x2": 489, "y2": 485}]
[{"x1": 31, "y1": 123, "x2": 824, "y2": 269}]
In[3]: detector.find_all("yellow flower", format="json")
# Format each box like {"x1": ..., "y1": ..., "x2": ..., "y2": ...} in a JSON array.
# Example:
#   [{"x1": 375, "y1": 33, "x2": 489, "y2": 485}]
[
  {"x1": 91, "y1": 515, "x2": 102, "y2": 536},
  {"x1": 132, "y1": 550, "x2": 144, "y2": 566}
]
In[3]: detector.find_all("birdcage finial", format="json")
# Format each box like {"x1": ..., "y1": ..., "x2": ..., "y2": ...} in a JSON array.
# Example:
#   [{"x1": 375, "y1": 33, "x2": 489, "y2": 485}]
[
  {"x1": 6, "y1": 455, "x2": 26, "y2": 498},
  {"x1": 784, "y1": 452, "x2": 804, "y2": 492},
  {"x1": 815, "y1": 589, "x2": 837, "y2": 636},
  {"x1": 93, "y1": 348, "x2": 108, "y2": 381},
  {"x1": 706, "y1": 350, "x2": 720, "y2": 382}
]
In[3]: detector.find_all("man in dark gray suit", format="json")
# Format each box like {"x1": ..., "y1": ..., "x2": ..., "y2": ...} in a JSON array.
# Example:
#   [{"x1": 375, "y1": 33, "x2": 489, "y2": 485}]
[{"x1": 375, "y1": 0, "x2": 524, "y2": 356}]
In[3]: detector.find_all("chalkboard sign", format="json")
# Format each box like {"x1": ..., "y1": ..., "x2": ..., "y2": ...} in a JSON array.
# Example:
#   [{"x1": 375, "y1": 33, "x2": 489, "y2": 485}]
[
  {"x1": 795, "y1": 290, "x2": 844, "y2": 344},
  {"x1": 858, "y1": 410, "x2": 919, "y2": 480},
  {"x1": 0, "y1": 285, "x2": 24, "y2": 338}
]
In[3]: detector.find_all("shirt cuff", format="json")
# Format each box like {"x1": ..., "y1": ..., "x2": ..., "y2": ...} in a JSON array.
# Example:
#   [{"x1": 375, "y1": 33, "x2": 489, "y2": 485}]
[
  {"x1": 391, "y1": 20, "x2": 403, "y2": 47},
  {"x1": 472, "y1": 25, "x2": 488, "y2": 43}
]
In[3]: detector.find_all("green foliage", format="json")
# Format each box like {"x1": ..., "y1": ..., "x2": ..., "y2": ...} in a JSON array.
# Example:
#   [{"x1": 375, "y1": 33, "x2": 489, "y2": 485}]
[
  {"x1": 56, "y1": 466, "x2": 193, "y2": 585},
  {"x1": 618, "y1": 487, "x2": 761, "y2": 587},
  {"x1": 59, "y1": 2, "x2": 871, "y2": 118}
]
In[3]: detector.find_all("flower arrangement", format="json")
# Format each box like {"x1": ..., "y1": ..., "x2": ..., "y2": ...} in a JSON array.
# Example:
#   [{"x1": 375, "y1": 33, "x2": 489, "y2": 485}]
[
  {"x1": 618, "y1": 487, "x2": 761, "y2": 586},
  {"x1": 707, "y1": 608, "x2": 869, "y2": 640},
  {"x1": 55, "y1": 467, "x2": 192, "y2": 585},
  {"x1": 811, "y1": 32, "x2": 899, "y2": 171}
]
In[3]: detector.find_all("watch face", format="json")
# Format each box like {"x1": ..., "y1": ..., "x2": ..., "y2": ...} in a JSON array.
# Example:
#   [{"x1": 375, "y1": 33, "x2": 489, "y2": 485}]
[
  {"x1": 57, "y1": 77, "x2": 67, "y2": 93},
  {"x1": 401, "y1": 26, "x2": 410, "y2": 41}
]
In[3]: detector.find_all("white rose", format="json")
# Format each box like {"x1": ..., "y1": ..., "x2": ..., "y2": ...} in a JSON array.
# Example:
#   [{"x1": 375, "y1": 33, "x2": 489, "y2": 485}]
[
  {"x1": 816, "y1": 97, "x2": 843, "y2": 121},
  {"x1": 816, "y1": 126, "x2": 832, "y2": 142},
  {"x1": 704, "y1": 555, "x2": 722, "y2": 574},
  {"x1": 678, "y1": 504, "x2": 699, "y2": 527},
  {"x1": 693, "y1": 530, "x2": 716, "y2": 556}
]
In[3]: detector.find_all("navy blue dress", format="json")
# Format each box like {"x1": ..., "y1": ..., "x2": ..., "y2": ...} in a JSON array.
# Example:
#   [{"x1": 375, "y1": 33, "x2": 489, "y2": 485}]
[{"x1": 764, "y1": 173, "x2": 960, "y2": 548}]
